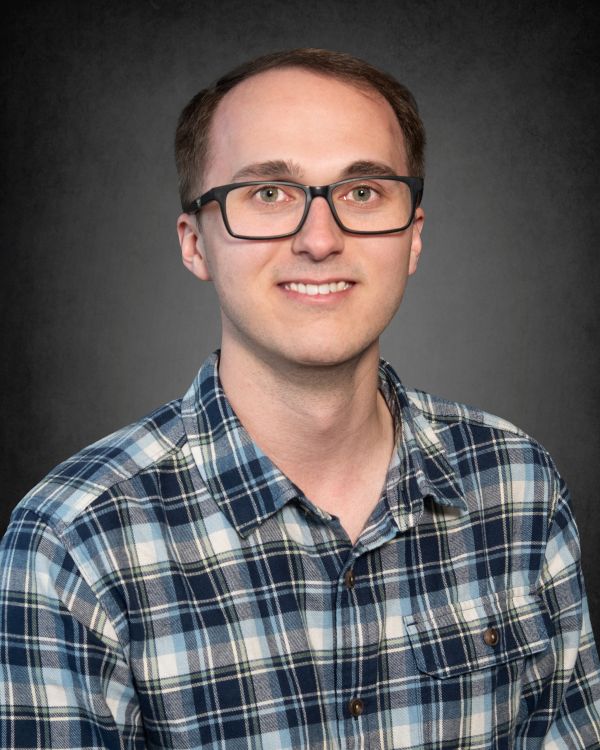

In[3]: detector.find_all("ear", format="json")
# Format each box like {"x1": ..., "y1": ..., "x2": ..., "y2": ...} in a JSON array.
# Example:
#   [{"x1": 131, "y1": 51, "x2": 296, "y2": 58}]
[
  {"x1": 177, "y1": 213, "x2": 212, "y2": 281},
  {"x1": 408, "y1": 207, "x2": 424, "y2": 276}
]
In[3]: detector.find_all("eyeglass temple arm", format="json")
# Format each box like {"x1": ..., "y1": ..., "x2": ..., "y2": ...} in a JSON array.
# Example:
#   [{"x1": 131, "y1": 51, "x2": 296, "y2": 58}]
[{"x1": 183, "y1": 189, "x2": 218, "y2": 214}]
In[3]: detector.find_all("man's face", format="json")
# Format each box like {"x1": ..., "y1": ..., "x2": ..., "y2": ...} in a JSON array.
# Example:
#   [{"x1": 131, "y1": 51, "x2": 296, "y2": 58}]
[{"x1": 178, "y1": 68, "x2": 424, "y2": 370}]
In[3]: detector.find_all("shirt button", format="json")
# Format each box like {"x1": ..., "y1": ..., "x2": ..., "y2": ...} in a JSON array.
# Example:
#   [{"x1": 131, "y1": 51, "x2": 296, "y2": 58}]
[
  {"x1": 348, "y1": 698, "x2": 364, "y2": 717},
  {"x1": 483, "y1": 626, "x2": 500, "y2": 647},
  {"x1": 344, "y1": 569, "x2": 356, "y2": 589}
]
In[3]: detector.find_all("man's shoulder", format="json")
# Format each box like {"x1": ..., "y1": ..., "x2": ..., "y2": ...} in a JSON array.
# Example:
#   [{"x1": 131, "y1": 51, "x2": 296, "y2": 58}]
[
  {"x1": 403, "y1": 384, "x2": 559, "y2": 478},
  {"x1": 15, "y1": 397, "x2": 187, "y2": 531},
  {"x1": 406, "y1": 386, "x2": 528, "y2": 438},
  {"x1": 402, "y1": 384, "x2": 566, "y2": 515}
]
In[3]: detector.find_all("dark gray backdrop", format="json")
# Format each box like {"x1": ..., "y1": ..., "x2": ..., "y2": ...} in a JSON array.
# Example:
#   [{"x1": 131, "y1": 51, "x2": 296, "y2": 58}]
[{"x1": 2, "y1": 1, "x2": 599, "y2": 635}]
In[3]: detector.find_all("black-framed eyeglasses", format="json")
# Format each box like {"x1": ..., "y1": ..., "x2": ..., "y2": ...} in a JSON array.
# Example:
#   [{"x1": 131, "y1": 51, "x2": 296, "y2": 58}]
[{"x1": 183, "y1": 175, "x2": 424, "y2": 240}]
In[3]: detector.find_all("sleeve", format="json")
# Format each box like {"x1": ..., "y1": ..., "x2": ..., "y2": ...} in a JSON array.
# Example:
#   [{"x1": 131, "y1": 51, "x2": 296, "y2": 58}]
[
  {"x1": 0, "y1": 507, "x2": 144, "y2": 749},
  {"x1": 517, "y1": 475, "x2": 600, "y2": 747}
]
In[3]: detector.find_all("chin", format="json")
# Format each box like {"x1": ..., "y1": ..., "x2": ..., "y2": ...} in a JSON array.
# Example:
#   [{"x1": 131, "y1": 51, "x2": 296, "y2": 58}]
[{"x1": 275, "y1": 338, "x2": 379, "y2": 370}]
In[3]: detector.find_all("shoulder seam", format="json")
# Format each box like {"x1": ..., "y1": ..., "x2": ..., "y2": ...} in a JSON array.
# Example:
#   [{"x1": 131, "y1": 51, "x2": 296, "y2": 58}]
[
  {"x1": 21, "y1": 431, "x2": 189, "y2": 535},
  {"x1": 406, "y1": 388, "x2": 529, "y2": 439}
]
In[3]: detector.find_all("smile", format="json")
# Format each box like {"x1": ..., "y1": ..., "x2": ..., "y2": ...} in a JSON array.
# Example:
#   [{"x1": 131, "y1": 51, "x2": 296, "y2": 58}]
[{"x1": 282, "y1": 281, "x2": 353, "y2": 296}]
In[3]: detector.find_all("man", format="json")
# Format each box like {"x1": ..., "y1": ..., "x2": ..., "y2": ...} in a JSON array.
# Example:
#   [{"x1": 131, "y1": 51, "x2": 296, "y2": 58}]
[{"x1": 0, "y1": 48, "x2": 599, "y2": 749}]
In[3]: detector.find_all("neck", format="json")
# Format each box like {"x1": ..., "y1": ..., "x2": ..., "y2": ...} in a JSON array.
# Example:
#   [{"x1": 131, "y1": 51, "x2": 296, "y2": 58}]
[{"x1": 217, "y1": 340, "x2": 393, "y2": 486}]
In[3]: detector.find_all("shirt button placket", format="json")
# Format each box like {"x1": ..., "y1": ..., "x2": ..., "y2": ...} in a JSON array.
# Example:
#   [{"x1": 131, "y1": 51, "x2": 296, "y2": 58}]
[{"x1": 337, "y1": 562, "x2": 366, "y2": 741}]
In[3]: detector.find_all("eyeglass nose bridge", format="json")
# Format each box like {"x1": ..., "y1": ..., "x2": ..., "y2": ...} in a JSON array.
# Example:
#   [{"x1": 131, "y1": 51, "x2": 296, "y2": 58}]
[
  {"x1": 295, "y1": 184, "x2": 343, "y2": 235},
  {"x1": 307, "y1": 185, "x2": 329, "y2": 199}
]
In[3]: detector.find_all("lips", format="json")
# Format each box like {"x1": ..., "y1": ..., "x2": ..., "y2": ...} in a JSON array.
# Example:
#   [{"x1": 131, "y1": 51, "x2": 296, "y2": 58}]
[{"x1": 282, "y1": 281, "x2": 353, "y2": 296}]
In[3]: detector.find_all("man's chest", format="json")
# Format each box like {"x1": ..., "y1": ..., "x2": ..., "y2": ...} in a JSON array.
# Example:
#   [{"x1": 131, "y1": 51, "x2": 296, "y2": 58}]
[{"x1": 110, "y1": 500, "x2": 549, "y2": 749}]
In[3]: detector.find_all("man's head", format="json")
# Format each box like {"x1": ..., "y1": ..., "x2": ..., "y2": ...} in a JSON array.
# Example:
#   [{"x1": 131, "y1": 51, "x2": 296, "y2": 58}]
[
  {"x1": 176, "y1": 50, "x2": 426, "y2": 371},
  {"x1": 175, "y1": 48, "x2": 425, "y2": 208}
]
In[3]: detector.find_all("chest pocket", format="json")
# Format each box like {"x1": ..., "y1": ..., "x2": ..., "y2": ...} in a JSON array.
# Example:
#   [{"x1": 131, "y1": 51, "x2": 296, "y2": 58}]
[{"x1": 404, "y1": 590, "x2": 551, "y2": 679}]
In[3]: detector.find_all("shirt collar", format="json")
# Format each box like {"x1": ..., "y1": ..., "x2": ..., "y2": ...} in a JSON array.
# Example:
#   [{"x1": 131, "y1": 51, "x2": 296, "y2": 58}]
[
  {"x1": 182, "y1": 352, "x2": 467, "y2": 539},
  {"x1": 377, "y1": 359, "x2": 467, "y2": 534}
]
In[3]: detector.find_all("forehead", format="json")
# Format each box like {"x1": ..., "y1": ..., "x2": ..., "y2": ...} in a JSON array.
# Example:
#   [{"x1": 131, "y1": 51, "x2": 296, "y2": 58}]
[{"x1": 205, "y1": 67, "x2": 407, "y2": 184}]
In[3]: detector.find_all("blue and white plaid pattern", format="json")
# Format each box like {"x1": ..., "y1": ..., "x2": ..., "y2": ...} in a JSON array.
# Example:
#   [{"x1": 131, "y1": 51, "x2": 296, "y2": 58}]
[{"x1": 1, "y1": 352, "x2": 599, "y2": 748}]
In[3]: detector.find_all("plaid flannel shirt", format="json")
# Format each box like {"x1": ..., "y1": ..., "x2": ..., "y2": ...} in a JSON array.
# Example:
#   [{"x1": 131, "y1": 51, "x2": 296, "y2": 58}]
[{"x1": 1, "y1": 352, "x2": 599, "y2": 749}]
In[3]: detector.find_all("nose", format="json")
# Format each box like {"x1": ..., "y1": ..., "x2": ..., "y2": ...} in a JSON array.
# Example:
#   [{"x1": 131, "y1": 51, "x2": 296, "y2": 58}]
[{"x1": 290, "y1": 196, "x2": 344, "y2": 260}]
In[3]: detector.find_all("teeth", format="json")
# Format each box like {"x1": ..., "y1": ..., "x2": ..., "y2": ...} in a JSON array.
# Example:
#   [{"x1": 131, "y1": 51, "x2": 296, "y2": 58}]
[{"x1": 284, "y1": 281, "x2": 352, "y2": 296}]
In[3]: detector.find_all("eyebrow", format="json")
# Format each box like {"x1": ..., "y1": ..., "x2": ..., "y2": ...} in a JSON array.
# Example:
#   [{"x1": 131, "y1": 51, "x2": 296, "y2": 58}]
[
  {"x1": 338, "y1": 161, "x2": 398, "y2": 179},
  {"x1": 230, "y1": 159, "x2": 399, "y2": 184},
  {"x1": 232, "y1": 160, "x2": 304, "y2": 182}
]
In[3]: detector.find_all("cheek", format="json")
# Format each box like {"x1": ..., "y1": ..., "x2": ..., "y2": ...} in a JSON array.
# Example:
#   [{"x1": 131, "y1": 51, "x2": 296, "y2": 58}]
[
  {"x1": 369, "y1": 242, "x2": 413, "y2": 316},
  {"x1": 373, "y1": 237, "x2": 412, "y2": 283},
  {"x1": 203, "y1": 238, "x2": 281, "y2": 314},
  {"x1": 201, "y1": 222, "x2": 250, "y2": 288}
]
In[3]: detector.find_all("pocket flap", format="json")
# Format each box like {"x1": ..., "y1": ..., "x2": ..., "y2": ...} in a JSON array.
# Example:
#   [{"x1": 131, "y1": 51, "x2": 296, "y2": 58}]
[{"x1": 405, "y1": 590, "x2": 551, "y2": 679}]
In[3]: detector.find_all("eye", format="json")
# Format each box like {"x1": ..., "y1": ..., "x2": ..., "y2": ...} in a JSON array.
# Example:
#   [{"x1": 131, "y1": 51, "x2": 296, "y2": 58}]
[
  {"x1": 255, "y1": 185, "x2": 286, "y2": 203},
  {"x1": 338, "y1": 182, "x2": 382, "y2": 205},
  {"x1": 351, "y1": 185, "x2": 374, "y2": 202}
]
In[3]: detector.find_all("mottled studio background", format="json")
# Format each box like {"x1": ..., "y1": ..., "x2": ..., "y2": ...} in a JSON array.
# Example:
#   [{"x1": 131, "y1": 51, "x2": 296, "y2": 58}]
[{"x1": 1, "y1": 1, "x2": 599, "y2": 634}]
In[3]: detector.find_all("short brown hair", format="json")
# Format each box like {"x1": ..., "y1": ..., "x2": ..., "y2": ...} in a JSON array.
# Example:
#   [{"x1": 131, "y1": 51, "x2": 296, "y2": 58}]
[{"x1": 175, "y1": 48, "x2": 425, "y2": 210}]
